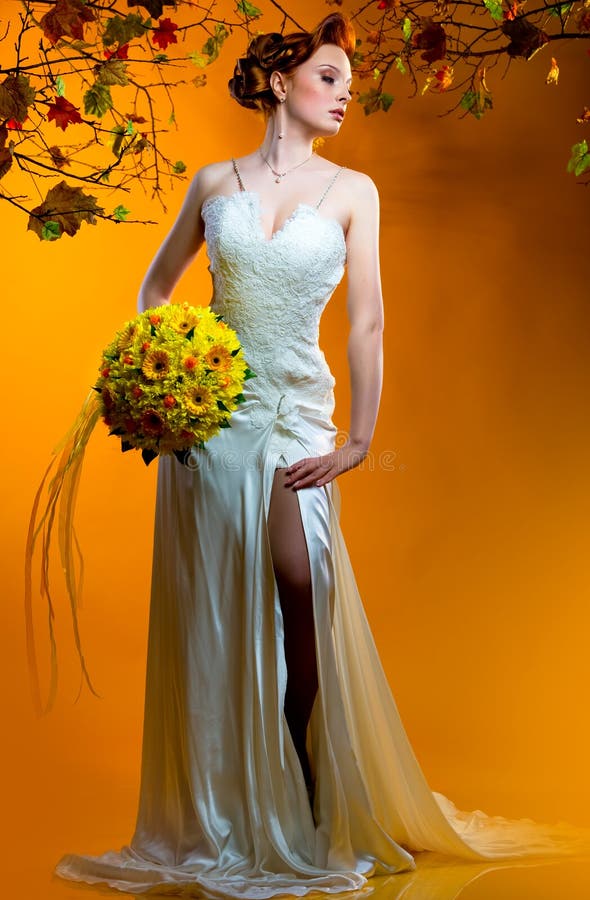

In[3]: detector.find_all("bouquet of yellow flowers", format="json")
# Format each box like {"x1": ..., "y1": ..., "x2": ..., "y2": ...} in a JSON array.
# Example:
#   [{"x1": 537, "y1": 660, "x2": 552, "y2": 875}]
[
  {"x1": 25, "y1": 302, "x2": 253, "y2": 716},
  {"x1": 95, "y1": 302, "x2": 254, "y2": 465}
]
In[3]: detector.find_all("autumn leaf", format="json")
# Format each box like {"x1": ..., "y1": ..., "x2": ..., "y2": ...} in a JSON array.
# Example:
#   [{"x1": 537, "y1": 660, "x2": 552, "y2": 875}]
[
  {"x1": 576, "y1": 106, "x2": 590, "y2": 124},
  {"x1": 412, "y1": 18, "x2": 447, "y2": 64},
  {"x1": 113, "y1": 204, "x2": 130, "y2": 221},
  {"x1": 83, "y1": 83, "x2": 114, "y2": 117},
  {"x1": 39, "y1": 0, "x2": 95, "y2": 45},
  {"x1": 104, "y1": 43, "x2": 129, "y2": 60},
  {"x1": 0, "y1": 126, "x2": 12, "y2": 180},
  {"x1": 502, "y1": 18, "x2": 549, "y2": 60},
  {"x1": 433, "y1": 64, "x2": 454, "y2": 91},
  {"x1": 236, "y1": 1, "x2": 263, "y2": 18},
  {"x1": 102, "y1": 14, "x2": 146, "y2": 48},
  {"x1": 151, "y1": 18, "x2": 178, "y2": 51},
  {"x1": 546, "y1": 57, "x2": 559, "y2": 85},
  {"x1": 96, "y1": 60, "x2": 129, "y2": 86},
  {"x1": 483, "y1": 0, "x2": 503, "y2": 22},
  {"x1": 47, "y1": 96, "x2": 83, "y2": 130},
  {"x1": 0, "y1": 74, "x2": 35, "y2": 123},
  {"x1": 41, "y1": 221, "x2": 61, "y2": 241},
  {"x1": 127, "y1": 0, "x2": 170, "y2": 17},
  {"x1": 125, "y1": 112, "x2": 148, "y2": 123},
  {"x1": 48, "y1": 145, "x2": 70, "y2": 168},
  {"x1": 28, "y1": 181, "x2": 104, "y2": 240},
  {"x1": 567, "y1": 140, "x2": 590, "y2": 176},
  {"x1": 358, "y1": 88, "x2": 394, "y2": 114},
  {"x1": 172, "y1": 160, "x2": 186, "y2": 173}
]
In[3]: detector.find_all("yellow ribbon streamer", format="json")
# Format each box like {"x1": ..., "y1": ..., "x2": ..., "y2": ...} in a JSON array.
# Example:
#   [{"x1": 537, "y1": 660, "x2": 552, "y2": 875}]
[{"x1": 25, "y1": 389, "x2": 103, "y2": 716}]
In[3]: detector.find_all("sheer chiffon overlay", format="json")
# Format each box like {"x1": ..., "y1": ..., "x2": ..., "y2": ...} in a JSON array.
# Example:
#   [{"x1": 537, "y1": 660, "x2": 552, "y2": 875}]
[{"x1": 55, "y1": 161, "x2": 590, "y2": 897}]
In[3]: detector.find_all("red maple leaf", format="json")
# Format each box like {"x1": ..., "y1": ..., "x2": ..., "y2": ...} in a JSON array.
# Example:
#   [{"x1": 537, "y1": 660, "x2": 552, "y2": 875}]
[
  {"x1": 6, "y1": 116, "x2": 27, "y2": 129},
  {"x1": 47, "y1": 96, "x2": 83, "y2": 130},
  {"x1": 104, "y1": 43, "x2": 130, "y2": 60},
  {"x1": 151, "y1": 18, "x2": 178, "y2": 51}
]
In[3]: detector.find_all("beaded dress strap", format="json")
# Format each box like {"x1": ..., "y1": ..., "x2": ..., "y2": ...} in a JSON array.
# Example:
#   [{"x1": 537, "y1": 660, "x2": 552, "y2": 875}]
[
  {"x1": 316, "y1": 166, "x2": 345, "y2": 209},
  {"x1": 231, "y1": 157, "x2": 246, "y2": 192}
]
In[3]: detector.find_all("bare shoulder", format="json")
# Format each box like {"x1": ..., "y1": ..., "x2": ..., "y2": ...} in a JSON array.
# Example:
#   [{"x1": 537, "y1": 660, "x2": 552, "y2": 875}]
[
  {"x1": 340, "y1": 167, "x2": 379, "y2": 206},
  {"x1": 182, "y1": 158, "x2": 236, "y2": 212}
]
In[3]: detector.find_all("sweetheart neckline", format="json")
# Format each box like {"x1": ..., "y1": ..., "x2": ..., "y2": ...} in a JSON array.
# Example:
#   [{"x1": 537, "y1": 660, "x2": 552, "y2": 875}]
[{"x1": 201, "y1": 189, "x2": 347, "y2": 248}]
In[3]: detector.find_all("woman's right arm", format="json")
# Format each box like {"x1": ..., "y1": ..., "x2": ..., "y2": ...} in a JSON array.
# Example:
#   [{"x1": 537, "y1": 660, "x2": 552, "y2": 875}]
[{"x1": 137, "y1": 167, "x2": 211, "y2": 312}]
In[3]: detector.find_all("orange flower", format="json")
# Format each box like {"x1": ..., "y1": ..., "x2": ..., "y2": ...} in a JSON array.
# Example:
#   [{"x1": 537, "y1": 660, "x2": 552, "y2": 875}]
[
  {"x1": 184, "y1": 355, "x2": 199, "y2": 371},
  {"x1": 164, "y1": 395, "x2": 176, "y2": 408},
  {"x1": 141, "y1": 341, "x2": 151, "y2": 352},
  {"x1": 132, "y1": 385, "x2": 143, "y2": 399},
  {"x1": 205, "y1": 345, "x2": 232, "y2": 371},
  {"x1": 123, "y1": 354, "x2": 134, "y2": 364},
  {"x1": 149, "y1": 313, "x2": 162, "y2": 326}
]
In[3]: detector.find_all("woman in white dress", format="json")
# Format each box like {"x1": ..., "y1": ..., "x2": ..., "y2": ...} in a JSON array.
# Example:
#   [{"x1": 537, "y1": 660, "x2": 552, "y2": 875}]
[{"x1": 54, "y1": 11, "x2": 590, "y2": 898}]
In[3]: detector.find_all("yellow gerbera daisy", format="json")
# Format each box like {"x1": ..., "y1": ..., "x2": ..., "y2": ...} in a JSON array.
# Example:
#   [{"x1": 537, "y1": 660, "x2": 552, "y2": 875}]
[
  {"x1": 169, "y1": 305, "x2": 201, "y2": 335},
  {"x1": 142, "y1": 349, "x2": 170, "y2": 380},
  {"x1": 205, "y1": 345, "x2": 232, "y2": 371},
  {"x1": 185, "y1": 385, "x2": 214, "y2": 416}
]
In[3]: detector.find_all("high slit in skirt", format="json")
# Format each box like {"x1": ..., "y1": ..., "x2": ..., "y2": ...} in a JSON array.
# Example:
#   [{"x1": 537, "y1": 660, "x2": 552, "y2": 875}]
[{"x1": 54, "y1": 393, "x2": 590, "y2": 898}]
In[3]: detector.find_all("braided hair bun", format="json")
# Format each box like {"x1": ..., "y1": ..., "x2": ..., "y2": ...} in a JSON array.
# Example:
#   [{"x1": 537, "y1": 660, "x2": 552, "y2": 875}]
[{"x1": 228, "y1": 13, "x2": 355, "y2": 115}]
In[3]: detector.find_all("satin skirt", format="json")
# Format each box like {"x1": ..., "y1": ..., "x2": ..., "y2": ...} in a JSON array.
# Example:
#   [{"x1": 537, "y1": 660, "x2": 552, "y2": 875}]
[{"x1": 54, "y1": 393, "x2": 590, "y2": 897}]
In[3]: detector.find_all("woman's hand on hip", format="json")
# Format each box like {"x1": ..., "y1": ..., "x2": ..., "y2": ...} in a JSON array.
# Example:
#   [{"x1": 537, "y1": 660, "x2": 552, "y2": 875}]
[{"x1": 283, "y1": 442, "x2": 368, "y2": 491}]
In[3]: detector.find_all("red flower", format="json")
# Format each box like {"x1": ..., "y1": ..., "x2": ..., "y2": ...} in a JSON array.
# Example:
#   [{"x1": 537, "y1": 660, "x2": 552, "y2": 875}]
[
  {"x1": 101, "y1": 367, "x2": 110, "y2": 377},
  {"x1": 141, "y1": 410, "x2": 164, "y2": 435},
  {"x1": 163, "y1": 395, "x2": 176, "y2": 408},
  {"x1": 47, "y1": 96, "x2": 83, "y2": 131},
  {"x1": 151, "y1": 18, "x2": 178, "y2": 51},
  {"x1": 123, "y1": 354, "x2": 134, "y2": 364},
  {"x1": 132, "y1": 386, "x2": 143, "y2": 399}
]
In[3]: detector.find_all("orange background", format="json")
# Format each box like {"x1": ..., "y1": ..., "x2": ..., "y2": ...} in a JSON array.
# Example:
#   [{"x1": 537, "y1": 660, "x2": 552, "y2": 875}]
[{"x1": 2, "y1": 0, "x2": 590, "y2": 893}]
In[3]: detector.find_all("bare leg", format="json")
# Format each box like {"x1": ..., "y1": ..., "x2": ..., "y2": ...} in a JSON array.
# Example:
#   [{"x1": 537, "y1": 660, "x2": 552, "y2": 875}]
[{"x1": 267, "y1": 466, "x2": 318, "y2": 810}]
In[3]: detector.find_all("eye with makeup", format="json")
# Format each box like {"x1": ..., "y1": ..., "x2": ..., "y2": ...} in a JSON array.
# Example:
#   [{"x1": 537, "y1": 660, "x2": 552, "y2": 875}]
[{"x1": 321, "y1": 75, "x2": 335, "y2": 84}]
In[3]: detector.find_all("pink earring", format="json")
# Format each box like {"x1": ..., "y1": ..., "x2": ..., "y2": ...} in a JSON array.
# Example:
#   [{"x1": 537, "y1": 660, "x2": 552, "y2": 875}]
[{"x1": 278, "y1": 96, "x2": 285, "y2": 139}]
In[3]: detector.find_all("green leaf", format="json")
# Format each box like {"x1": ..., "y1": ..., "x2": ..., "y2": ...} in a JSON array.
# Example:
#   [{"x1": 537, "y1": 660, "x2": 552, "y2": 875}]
[
  {"x1": 567, "y1": 140, "x2": 590, "y2": 176},
  {"x1": 381, "y1": 92, "x2": 394, "y2": 112},
  {"x1": 168, "y1": 110, "x2": 176, "y2": 125},
  {"x1": 125, "y1": 119, "x2": 135, "y2": 135},
  {"x1": 141, "y1": 447, "x2": 158, "y2": 466},
  {"x1": 201, "y1": 22, "x2": 229, "y2": 65},
  {"x1": 96, "y1": 60, "x2": 129, "y2": 86},
  {"x1": 394, "y1": 56, "x2": 406, "y2": 76},
  {"x1": 237, "y1": 0, "x2": 262, "y2": 17},
  {"x1": 244, "y1": 368, "x2": 256, "y2": 379},
  {"x1": 84, "y1": 83, "x2": 113, "y2": 117},
  {"x1": 460, "y1": 88, "x2": 493, "y2": 119},
  {"x1": 55, "y1": 75, "x2": 66, "y2": 97},
  {"x1": 483, "y1": 0, "x2": 504, "y2": 21},
  {"x1": 41, "y1": 221, "x2": 61, "y2": 241},
  {"x1": 107, "y1": 124, "x2": 126, "y2": 156},
  {"x1": 402, "y1": 17, "x2": 412, "y2": 42},
  {"x1": 548, "y1": 1, "x2": 572, "y2": 14},
  {"x1": 217, "y1": 399, "x2": 229, "y2": 411},
  {"x1": 113, "y1": 204, "x2": 130, "y2": 221},
  {"x1": 187, "y1": 50, "x2": 207, "y2": 68},
  {"x1": 172, "y1": 160, "x2": 186, "y2": 174},
  {"x1": 358, "y1": 88, "x2": 394, "y2": 115},
  {"x1": 219, "y1": 418, "x2": 231, "y2": 428},
  {"x1": 103, "y1": 13, "x2": 146, "y2": 47},
  {"x1": 153, "y1": 53, "x2": 169, "y2": 64}
]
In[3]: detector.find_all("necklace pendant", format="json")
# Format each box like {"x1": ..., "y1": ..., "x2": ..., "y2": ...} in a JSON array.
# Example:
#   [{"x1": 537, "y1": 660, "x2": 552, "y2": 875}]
[{"x1": 275, "y1": 176, "x2": 281, "y2": 183}]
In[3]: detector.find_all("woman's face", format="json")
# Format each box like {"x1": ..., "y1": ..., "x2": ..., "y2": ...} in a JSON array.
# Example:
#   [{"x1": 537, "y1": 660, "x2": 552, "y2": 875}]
[{"x1": 278, "y1": 43, "x2": 353, "y2": 136}]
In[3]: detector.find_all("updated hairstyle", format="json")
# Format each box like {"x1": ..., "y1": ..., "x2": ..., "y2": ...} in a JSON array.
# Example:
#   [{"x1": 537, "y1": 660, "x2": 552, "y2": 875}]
[{"x1": 228, "y1": 13, "x2": 356, "y2": 115}]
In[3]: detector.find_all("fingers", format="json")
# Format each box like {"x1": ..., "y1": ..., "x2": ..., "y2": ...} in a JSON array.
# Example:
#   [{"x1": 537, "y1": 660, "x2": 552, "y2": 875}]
[{"x1": 284, "y1": 457, "x2": 335, "y2": 490}]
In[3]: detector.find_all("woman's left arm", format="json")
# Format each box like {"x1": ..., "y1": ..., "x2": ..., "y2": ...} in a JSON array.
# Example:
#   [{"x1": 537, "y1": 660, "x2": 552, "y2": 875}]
[{"x1": 284, "y1": 174, "x2": 384, "y2": 490}]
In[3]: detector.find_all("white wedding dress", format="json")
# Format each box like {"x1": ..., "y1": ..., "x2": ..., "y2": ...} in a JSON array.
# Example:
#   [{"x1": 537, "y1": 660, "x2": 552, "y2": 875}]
[{"x1": 55, "y1": 159, "x2": 590, "y2": 897}]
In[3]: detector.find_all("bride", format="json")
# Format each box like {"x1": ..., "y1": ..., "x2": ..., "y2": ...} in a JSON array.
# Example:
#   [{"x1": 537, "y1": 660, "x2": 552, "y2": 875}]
[{"x1": 54, "y1": 11, "x2": 590, "y2": 898}]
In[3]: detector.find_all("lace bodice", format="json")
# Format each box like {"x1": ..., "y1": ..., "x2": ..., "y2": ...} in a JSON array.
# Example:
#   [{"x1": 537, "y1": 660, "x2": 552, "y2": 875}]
[{"x1": 201, "y1": 160, "x2": 347, "y2": 431}]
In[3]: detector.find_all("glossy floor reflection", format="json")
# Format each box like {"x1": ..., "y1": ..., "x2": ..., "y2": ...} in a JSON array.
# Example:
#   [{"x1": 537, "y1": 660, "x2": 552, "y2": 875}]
[{"x1": 38, "y1": 853, "x2": 590, "y2": 900}]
